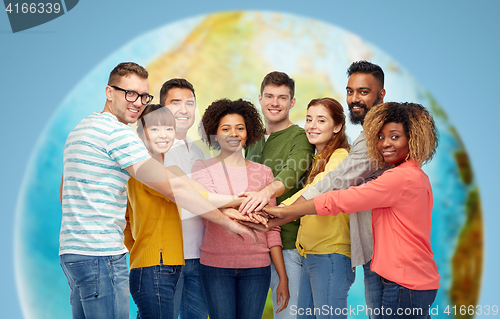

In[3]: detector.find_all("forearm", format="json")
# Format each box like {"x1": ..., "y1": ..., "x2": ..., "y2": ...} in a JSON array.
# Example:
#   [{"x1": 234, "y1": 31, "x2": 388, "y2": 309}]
[
  {"x1": 270, "y1": 246, "x2": 288, "y2": 282},
  {"x1": 268, "y1": 214, "x2": 302, "y2": 227},
  {"x1": 189, "y1": 179, "x2": 243, "y2": 208},
  {"x1": 129, "y1": 158, "x2": 231, "y2": 226},
  {"x1": 263, "y1": 180, "x2": 285, "y2": 199},
  {"x1": 282, "y1": 199, "x2": 316, "y2": 216},
  {"x1": 264, "y1": 198, "x2": 316, "y2": 218}
]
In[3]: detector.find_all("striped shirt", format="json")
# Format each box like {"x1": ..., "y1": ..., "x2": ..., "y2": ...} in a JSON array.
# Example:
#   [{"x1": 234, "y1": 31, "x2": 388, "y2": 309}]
[{"x1": 59, "y1": 112, "x2": 150, "y2": 256}]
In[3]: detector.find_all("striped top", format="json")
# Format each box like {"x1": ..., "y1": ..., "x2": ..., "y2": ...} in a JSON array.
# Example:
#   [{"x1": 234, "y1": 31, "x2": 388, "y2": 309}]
[{"x1": 59, "y1": 112, "x2": 150, "y2": 256}]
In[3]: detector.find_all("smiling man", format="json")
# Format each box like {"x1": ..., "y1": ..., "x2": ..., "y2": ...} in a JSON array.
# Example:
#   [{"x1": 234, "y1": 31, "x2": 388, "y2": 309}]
[
  {"x1": 159, "y1": 78, "x2": 209, "y2": 319},
  {"x1": 244, "y1": 71, "x2": 314, "y2": 318}
]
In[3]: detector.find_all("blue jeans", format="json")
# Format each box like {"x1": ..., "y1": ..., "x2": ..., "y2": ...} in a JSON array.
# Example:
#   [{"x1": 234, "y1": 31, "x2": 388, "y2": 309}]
[
  {"x1": 297, "y1": 253, "x2": 355, "y2": 319},
  {"x1": 271, "y1": 248, "x2": 304, "y2": 319},
  {"x1": 129, "y1": 265, "x2": 182, "y2": 319},
  {"x1": 200, "y1": 264, "x2": 271, "y2": 319},
  {"x1": 60, "y1": 253, "x2": 129, "y2": 319},
  {"x1": 364, "y1": 261, "x2": 384, "y2": 319},
  {"x1": 173, "y1": 259, "x2": 208, "y2": 319},
  {"x1": 381, "y1": 278, "x2": 437, "y2": 319}
]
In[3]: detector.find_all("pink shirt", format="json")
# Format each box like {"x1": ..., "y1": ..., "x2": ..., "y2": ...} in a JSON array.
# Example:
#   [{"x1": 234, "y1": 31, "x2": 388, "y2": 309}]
[
  {"x1": 314, "y1": 160, "x2": 440, "y2": 290},
  {"x1": 192, "y1": 158, "x2": 281, "y2": 268}
]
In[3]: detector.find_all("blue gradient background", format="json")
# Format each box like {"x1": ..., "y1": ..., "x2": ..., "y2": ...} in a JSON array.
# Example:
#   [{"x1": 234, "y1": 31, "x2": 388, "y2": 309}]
[{"x1": 1, "y1": 1, "x2": 499, "y2": 318}]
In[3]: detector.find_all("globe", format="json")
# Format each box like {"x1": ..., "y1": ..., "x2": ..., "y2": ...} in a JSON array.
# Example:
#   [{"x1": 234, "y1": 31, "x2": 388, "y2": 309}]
[{"x1": 15, "y1": 11, "x2": 482, "y2": 318}]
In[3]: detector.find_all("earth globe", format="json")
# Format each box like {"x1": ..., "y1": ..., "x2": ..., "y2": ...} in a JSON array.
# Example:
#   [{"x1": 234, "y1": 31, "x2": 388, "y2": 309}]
[{"x1": 15, "y1": 11, "x2": 482, "y2": 319}]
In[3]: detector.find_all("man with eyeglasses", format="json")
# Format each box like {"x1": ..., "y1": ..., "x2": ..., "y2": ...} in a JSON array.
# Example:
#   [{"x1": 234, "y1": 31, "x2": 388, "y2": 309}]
[{"x1": 58, "y1": 62, "x2": 258, "y2": 319}]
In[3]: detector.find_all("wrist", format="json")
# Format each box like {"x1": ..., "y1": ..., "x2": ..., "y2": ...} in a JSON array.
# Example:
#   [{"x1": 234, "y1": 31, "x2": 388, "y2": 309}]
[
  {"x1": 262, "y1": 186, "x2": 274, "y2": 199},
  {"x1": 278, "y1": 275, "x2": 289, "y2": 283}
]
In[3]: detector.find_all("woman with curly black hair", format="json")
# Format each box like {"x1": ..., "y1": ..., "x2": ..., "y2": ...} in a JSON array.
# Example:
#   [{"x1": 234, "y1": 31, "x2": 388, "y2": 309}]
[
  {"x1": 192, "y1": 98, "x2": 289, "y2": 319},
  {"x1": 264, "y1": 102, "x2": 440, "y2": 319}
]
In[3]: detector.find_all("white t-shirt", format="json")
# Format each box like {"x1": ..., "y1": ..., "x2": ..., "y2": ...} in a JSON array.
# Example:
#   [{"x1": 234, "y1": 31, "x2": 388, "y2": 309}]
[{"x1": 164, "y1": 137, "x2": 206, "y2": 259}]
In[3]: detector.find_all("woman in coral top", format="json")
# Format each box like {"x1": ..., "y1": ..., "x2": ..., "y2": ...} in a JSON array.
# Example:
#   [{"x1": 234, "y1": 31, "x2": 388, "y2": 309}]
[
  {"x1": 192, "y1": 98, "x2": 289, "y2": 319},
  {"x1": 265, "y1": 102, "x2": 440, "y2": 319}
]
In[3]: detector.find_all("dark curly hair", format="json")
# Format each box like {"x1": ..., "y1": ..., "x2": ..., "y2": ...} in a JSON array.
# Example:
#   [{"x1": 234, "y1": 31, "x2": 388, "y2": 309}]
[
  {"x1": 363, "y1": 102, "x2": 439, "y2": 169},
  {"x1": 199, "y1": 98, "x2": 265, "y2": 150}
]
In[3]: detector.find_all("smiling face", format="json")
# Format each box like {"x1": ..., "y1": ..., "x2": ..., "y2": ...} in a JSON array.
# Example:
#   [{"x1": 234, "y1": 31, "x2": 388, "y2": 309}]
[
  {"x1": 377, "y1": 122, "x2": 410, "y2": 166},
  {"x1": 105, "y1": 74, "x2": 149, "y2": 124},
  {"x1": 258, "y1": 84, "x2": 295, "y2": 131},
  {"x1": 346, "y1": 73, "x2": 385, "y2": 125},
  {"x1": 145, "y1": 124, "x2": 175, "y2": 156},
  {"x1": 216, "y1": 113, "x2": 247, "y2": 155},
  {"x1": 163, "y1": 88, "x2": 196, "y2": 139},
  {"x1": 305, "y1": 103, "x2": 342, "y2": 153}
]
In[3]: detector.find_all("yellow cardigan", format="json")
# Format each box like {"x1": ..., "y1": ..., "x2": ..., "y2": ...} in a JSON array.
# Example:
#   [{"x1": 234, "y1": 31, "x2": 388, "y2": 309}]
[
  {"x1": 125, "y1": 177, "x2": 184, "y2": 269},
  {"x1": 282, "y1": 148, "x2": 351, "y2": 258}
]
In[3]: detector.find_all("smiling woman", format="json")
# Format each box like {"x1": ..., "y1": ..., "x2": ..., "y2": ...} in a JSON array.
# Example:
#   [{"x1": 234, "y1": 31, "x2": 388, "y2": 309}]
[
  {"x1": 192, "y1": 98, "x2": 290, "y2": 318},
  {"x1": 136, "y1": 104, "x2": 176, "y2": 162}
]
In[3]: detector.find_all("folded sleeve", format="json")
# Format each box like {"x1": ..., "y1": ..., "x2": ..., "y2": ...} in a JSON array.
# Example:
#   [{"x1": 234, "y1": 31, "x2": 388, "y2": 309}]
[{"x1": 265, "y1": 226, "x2": 282, "y2": 248}]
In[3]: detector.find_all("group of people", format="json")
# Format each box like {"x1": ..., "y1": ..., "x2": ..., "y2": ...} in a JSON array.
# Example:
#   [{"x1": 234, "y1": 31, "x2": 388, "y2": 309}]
[{"x1": 59, "y1": 60, "x2": 440, "y2": 319}]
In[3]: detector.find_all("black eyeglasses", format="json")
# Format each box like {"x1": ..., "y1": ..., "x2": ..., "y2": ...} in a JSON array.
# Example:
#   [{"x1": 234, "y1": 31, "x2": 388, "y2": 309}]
[{"x1": 111, "y1": 86, "x2": 154, "y2": 105}]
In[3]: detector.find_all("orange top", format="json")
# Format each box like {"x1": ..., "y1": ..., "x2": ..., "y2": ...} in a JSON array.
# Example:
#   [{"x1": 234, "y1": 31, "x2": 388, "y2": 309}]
[{"x1": 314, "y1": 160, "x2": 440, "y2": 290}]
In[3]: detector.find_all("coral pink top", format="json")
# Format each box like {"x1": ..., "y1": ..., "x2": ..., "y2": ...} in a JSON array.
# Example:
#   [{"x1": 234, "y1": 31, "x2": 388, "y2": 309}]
[
  {"x1": 192, "y1": 158, "x2": 281, "y2": 269},
  {"x1": 314, "y1": 160, "x2": 440, "y2": 290}
]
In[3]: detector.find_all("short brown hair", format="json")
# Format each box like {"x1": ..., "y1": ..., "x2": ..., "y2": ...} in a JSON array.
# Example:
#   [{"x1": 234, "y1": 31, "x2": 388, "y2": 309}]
[
  {"x1": 108, "y1": 62, "x2": 148, "y2": 86},
  {"x1": 260, "y1": 71, "x2": 295, "y2": 99},
  {"x1": 159, "y1": 78, "x2": 196, "y2": 106}
]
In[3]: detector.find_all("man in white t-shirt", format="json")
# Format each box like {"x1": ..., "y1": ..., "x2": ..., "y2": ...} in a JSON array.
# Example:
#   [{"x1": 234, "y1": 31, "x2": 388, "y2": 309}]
[
  {"x1": 160, "y1": 78, "x2": 208, "y2": 319},
  {"x1": 59, "y1": 63, "x2": 257, "y2": 319}
]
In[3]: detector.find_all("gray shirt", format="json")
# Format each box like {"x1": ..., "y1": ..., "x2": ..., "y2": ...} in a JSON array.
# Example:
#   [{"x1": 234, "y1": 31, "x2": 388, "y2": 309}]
[{"x1": 301, "y1": 132, "x2": 384, "y2": 267}]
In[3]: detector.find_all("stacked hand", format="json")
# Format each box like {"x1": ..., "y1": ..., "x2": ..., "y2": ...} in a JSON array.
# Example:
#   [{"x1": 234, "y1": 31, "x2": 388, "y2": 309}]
[
  {"x1": 221, "y1": 208, "x2": 268, "y2": 227},
  {"x1": 238, "y1": 189, "x2": 273, "y2": 215}
]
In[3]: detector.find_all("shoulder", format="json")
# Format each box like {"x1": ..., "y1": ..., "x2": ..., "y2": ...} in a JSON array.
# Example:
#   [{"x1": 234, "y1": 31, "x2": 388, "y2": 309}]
[
  {"x1": 380, "y1": 162, "x2": 425, "y2": 186},
  {"x1": 349, "y1": 133, "x2": 367, "y2": 151},
  {"x1": 189, "y1": 142, "x2": 205, "y2": 158},
  {"x1": 289, "y1": 125, "x2": 307, "y2": 137},
  {"x1": 332, "y1": 148, "x2": 349, "y2": 157}
]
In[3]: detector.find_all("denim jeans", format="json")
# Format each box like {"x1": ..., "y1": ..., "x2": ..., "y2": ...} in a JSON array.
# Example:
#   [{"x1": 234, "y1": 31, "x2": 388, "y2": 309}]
[
  {"x1": 271, "y1": 248, "x2": 304, "y2": 319},
  {"x1": 296, "y1": 253, "x2": 355, "y2": 319},
  {"x1": 173, "y1": 259, "x2": 208, "y2": 319},
  {"x1": 129, "y1": 264, "x2": 182, "y2": 319},
  {"x1": 364, "y1": 261, "x2": 384, "y2": 319},
  {"x1": 381, "y1": 278, "x2": 437, "y2": 319},
  {"x1": 200, "y1": 264, "x2": 271, "y2": 319},
  {"x1": 60, "y1": 253, "x2": 129, "y2": 319}
]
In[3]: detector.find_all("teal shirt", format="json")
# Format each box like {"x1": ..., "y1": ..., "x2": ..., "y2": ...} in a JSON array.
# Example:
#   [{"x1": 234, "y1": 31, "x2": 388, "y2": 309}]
[{"x1": 246, "y1": 124, "x2": 314, "y2": 249}]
